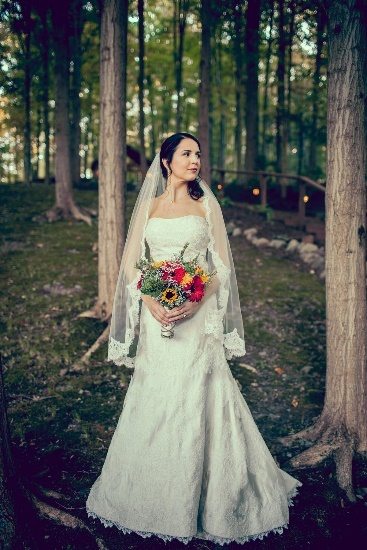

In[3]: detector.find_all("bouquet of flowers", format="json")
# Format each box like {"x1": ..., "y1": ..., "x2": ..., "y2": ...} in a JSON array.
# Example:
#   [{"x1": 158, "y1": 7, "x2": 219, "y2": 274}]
[{"x1": 136, "y1": 242, "x2": 216, "y2": 338}]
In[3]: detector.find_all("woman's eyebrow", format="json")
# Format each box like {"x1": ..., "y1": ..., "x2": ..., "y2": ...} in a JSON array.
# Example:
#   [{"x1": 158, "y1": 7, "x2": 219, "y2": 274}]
[{"x1": 181, "y1": 149, "x2": 201, "y2": 153}]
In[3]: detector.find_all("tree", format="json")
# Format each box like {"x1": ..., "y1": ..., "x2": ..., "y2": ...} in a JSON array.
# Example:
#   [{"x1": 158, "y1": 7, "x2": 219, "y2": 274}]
[
  {"x1": 244, "y1": 0, "x2": 261, "y2": 176},
  {"x1": 138, "y1": 0, "x2": 148, "y2": 178},
  {"x1": 173, "y1": 0, "x2": 189, "y2": 131},
  {"x1": 275, "y1": 0, "x2": 287, "y2": 195},
  {"x1": 69, "y1": 0, "x2": 84, "y2": 187},
  {"x1": 198, "y1": 0, "x2": 211, "y2": 184},
  {"x1": 96, "y1": 0, "x2": 128, "y2": 318},
  {"x1": 308, "y1": 3, "x2": 327, "y2": 177},
  {"x1": 280, "y1": 0, "x2": 367, "y2": 501},
  {"x1": 46, "y1": 1, "x2": 92, "y2": 223}
]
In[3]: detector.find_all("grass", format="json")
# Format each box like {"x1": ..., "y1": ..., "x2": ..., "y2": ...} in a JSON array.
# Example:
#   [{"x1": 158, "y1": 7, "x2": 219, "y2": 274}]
[{"x1": 1, "y1": 182, "x2": 365, "y2": 549}]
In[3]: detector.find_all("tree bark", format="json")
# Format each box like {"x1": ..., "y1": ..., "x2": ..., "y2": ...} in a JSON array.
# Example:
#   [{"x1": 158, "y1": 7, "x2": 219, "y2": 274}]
[
  {"x1": 96, "y1": 0, "x2": 127, "y2": 319},
  {"x1": 309, "y1": 4, "x2": 327, "y2": 177},
  {"x1": 23, "y1": 2, "x2": 32, "y2": 186},
  {"x1": 69, "y1": 0, "x2": 83, "y2": 187},
  {"x1": 198, "y1": 0, "x2": 211, "y2": 185},
  {"x1": 138, "y1": 0, "x2": 148, "y2": 178},
  {"x1": 232, "y1": 0, "x2": 244, "y2": 178},
  {"x1": 173, "y1": 0, "x2": 189, "y2": 132},
  {"x1": 280, "y1": 0, "x2": 367, "y2": 501},
  {"x1": 276, "y1": 0, "x2": 287, "y2": 195},
  {"x1": 146, "y1": 73, "x2": 157, "y2": 158},
  {"x1": 47, "y1": 2, "x2": 91, "y2": 224},
  {"x1": 244, "y1": 0, "x2": 261, "y2": 178},
  {"x1": 260, "y1": 0, "x2": 274, "y2": 169},
  {"x1": 41, "y1": 6, "x2": 51, "y2": 185}
]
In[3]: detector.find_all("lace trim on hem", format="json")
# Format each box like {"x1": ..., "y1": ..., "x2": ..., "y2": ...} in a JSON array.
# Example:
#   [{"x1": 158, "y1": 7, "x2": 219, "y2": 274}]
[{"x1": 86, "y1": 486, "x2": 300, "y2": 547}]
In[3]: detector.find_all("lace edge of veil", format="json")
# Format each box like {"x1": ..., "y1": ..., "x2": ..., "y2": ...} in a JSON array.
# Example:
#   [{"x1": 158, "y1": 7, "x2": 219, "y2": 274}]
[
  {"x1": 108, "y1": 274, "x2": 142, "y2": 369},
  {"x1": 201, "y1": 194, "x2": 246, "y2": 360}
]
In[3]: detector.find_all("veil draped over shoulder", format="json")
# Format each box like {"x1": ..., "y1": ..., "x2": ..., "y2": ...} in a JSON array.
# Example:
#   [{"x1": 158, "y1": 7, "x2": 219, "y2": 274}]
[{"x1": 108, "y1": 152, "x2": 246, "y2": 368}]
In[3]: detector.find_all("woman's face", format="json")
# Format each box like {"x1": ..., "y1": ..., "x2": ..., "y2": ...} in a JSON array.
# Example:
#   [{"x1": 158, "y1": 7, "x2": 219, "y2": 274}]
[{"x1": 164, "y1": 138, "x2": 201, "y2": 181}]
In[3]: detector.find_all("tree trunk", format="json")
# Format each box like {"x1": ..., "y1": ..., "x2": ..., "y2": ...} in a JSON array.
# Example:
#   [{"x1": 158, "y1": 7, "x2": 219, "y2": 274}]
[
  {"x1": 280, "y1": 0, "x2": 367, "y2": 502},
  {"x1": 69, "y1": 0, "x2": 83, "y2": 187},
  {"x1": 174, "y1": 0, "x2": 189, "y2": 132},
  {"x1": 244, "y1": 0, "x2": 261, "y2": 179},
  {"x1": 232, "y1": 0, "x2": 244, "y2": 179},
  {"x1": 96, "y1": 0, "x2": 127, "y2": 319},
  {"x1": 260, "y1": 0, "x2": 274, "y2": 169},
  {"x1": 216, "y1": 24, "x2": 226, "y2": 172},
  {"x1": 23, "y1": 7, "x2": 32, "y2": 186},
  {"x1": 42, "y1": 7, "x2": 51, "y2": 185},
  {"x1": 285, "y1": 0, "x2": 295, "y2": 170},
  {"x1": 146, "y1": 73, "x2": 157, "y2": 158},
  {"x1": 138, "y1": 0, "x2": 148, "y2": 178},
  {"x1": 276, "y1": 0, "x2": 287, "y2": 195},
  {"x1": 47, "y1": 2, "x2": 91, "y2": 224},
  {"x1": 198, "y1": 0, "x2": 211, "y2": 185},
  {"x1": 309, "y1": 5, "x2": 326, "y2": 177}
]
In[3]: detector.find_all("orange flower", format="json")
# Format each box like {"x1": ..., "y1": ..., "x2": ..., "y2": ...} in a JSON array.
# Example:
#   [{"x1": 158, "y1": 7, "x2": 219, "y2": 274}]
[{"x1": 180, "y1": 273, "x2": 193, "y2": 287}]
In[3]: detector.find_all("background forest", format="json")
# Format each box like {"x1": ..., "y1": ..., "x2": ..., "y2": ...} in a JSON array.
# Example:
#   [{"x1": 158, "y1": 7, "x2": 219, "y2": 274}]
[{"x1": 0, "y1": 0, "x2": 327, "y2": 187}]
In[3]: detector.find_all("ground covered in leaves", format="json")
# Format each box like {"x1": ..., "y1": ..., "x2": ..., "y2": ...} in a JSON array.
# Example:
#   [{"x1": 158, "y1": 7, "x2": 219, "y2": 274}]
[{"x1": 1, "y1": 184, "x2": 366, "y2": 549}]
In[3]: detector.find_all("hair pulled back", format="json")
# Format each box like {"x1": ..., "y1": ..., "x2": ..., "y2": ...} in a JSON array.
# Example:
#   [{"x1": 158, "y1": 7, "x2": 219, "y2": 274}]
[{"x1": 159, "y1": 132, "x2": 204, "y2": 200}]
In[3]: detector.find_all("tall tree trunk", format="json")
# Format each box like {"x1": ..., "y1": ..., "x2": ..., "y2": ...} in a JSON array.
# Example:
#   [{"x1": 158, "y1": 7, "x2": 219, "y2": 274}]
[
  {"x1": 276, "y1": 0, "x2": 287, "y2": 196},
  {"x1": 198, "y1": 0, "x2": 211, "y2": 185},
  {"x1": 173, "y1": 0, "x2": 189, "y2": 131},
  {"x1": 138, "y1": 0, "x2": 148, "y2": 178},
  {"x1": 40, "y1": 5, "x2": 51, "y2": 185},
  {"x1": 216, "y1": 24, "x2": 226, "y2": 171},
  {"x1": 47, "y1": 2, "x2": 91, "y2": 224},
  {"x1": 69, "y1": 0, "x2": 83, "y2": 187},
  {"x1": 244, "y1": 0, "x2": 261, "y2": 178},
  {"x1": 23, "y1": 6, "x2": 32, "y2": 186},
  {"x1": 35, "y1": 105, "x2": 41, "y2": 179},
  {"x1": 280, "y1": 0, "x2": 367, "y2": 502},
  {"x1": 285, "y1": 0, "x2": 295, "y2": 171},
  {"x1": 96, "y1": 0, "x2": 127, "y2": 318},
  {"x1": 309, "y1": 5, "x2": 326, "y2": 177},
  {"x1": 232, "y1": 0, "x2": 244, "y2": 178},
  {"x1": 260, "y1": 0, "x2": 274, "y2": 169},
  {"x1": 146, "y1": 73, "x2": 157, "y2": 158}
]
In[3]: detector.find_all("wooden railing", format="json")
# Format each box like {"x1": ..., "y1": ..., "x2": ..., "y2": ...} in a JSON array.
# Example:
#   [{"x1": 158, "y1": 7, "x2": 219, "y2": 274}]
[{"x1": 211, "y1": 167, "x2": 326, "y2": 224}]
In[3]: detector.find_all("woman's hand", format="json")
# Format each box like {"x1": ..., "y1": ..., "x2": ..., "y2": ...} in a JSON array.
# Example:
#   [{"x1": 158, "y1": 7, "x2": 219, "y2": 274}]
[
  {"x1": 141, "y1": 295, "x2": 172, "y2": 325},
  {"x1": 166, "y1": 300, "x2": 201, "y2": 323}
]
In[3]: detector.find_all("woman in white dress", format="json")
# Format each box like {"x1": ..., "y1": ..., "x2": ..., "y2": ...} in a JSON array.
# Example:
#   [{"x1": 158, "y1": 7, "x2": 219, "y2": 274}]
[{"x1": 86, "y1": 133, "x2": 302, "y2": 545}]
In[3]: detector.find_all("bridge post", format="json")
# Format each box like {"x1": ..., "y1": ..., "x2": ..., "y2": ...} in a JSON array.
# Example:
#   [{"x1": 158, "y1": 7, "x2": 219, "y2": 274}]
[{"x1": 260, "y1": 173, "x2": 267, "y2": 207}]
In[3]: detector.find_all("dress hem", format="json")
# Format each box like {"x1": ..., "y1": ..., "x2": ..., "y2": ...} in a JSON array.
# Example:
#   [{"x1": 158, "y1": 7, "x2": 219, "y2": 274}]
[{"x1": 86, "y1": 485, "x2": 301, "y2": 546}]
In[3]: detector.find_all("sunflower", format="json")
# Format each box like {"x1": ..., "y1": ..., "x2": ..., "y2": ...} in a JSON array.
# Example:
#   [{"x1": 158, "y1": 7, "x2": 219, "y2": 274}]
[
  {"x1": 161, "y1": 287, "x2": 178, "y2": 304},
  {"x1": 200, "y1": 273, "x2": 210, "y2": 283}
]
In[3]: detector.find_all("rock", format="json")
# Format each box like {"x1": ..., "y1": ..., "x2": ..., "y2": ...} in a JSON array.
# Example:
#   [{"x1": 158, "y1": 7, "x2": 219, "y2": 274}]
[
  {"x1": 232, "y1": 227, "x2": 242, "y2": 237},
  {"x1": 286, "y1": 239, "x2": 300, "y2": 252},
  {"x1": 302, "y1": 234, "x2": 315, "y2": 244},
  {"x1": 310, "y1": 256, "x2": 325, "y2": 271},
  {"x1": 226, "y1": 221, "x2": 236, "y2": 235},
  {"x1": 301, "y1": 366, "x2": 313, "y2": 374},
  {"x1": 300, "y1": 252, "x2": 321, "y2": 265},
  {"x1": 42, "y1": 282, "x2": 83, "y2": 296},
  {"x1": 253, "y1": 237, "x2": 270, "y2": 247},
  {"x1": 243, "y1": 227, "x2": 258, "y2": 239},
  {"x1": 269, "y1": 239, "x2": 286, "y2": 249},
  {"x1": 299, "y1": 242, "x2": 319, "y2": 254}
]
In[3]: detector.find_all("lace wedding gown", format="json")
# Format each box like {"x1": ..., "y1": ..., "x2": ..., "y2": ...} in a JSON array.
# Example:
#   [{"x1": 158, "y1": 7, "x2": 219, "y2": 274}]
[{"x1": 86, "y1": 215, "x2": 302, "y2": 545}]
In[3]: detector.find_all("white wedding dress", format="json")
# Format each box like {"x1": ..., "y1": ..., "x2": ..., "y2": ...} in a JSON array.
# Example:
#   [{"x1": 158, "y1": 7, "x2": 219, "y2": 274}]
[{"x1": 86, "y1": 215, "x2": 302, "y2": 545}]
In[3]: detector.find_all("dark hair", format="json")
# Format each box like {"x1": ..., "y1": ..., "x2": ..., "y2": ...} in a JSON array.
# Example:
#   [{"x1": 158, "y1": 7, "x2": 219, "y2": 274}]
[{"x1": 159, "y1": 132, "x2": 204, "y2": 200}]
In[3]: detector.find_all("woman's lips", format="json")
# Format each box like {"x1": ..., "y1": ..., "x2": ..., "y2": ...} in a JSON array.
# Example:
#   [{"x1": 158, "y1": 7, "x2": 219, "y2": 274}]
[{"x1": 188, "y1": 168, "x2": 198, "y2": 172}]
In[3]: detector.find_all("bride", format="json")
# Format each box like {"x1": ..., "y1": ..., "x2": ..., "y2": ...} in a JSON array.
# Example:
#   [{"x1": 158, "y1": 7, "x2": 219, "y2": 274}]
[{"x1": 86, "y1": 132, "x2": 302, "y2": 545}]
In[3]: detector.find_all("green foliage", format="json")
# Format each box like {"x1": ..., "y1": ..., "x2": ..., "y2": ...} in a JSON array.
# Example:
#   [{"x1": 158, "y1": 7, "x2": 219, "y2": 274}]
[{"x1": 252, "y1": 204, "x2": 275, "y2": 221}]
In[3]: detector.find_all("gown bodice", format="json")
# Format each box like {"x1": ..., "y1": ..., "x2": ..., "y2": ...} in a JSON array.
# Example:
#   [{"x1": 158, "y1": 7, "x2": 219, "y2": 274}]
[{"x1": 145, "y1": 215, "x2": 210, "y2": 267}]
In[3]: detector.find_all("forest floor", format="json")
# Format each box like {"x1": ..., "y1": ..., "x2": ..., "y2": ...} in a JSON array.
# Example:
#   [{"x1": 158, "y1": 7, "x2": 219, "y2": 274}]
[{"x1": 1, "y1": 183, "x2": 366, "y2": 549}]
